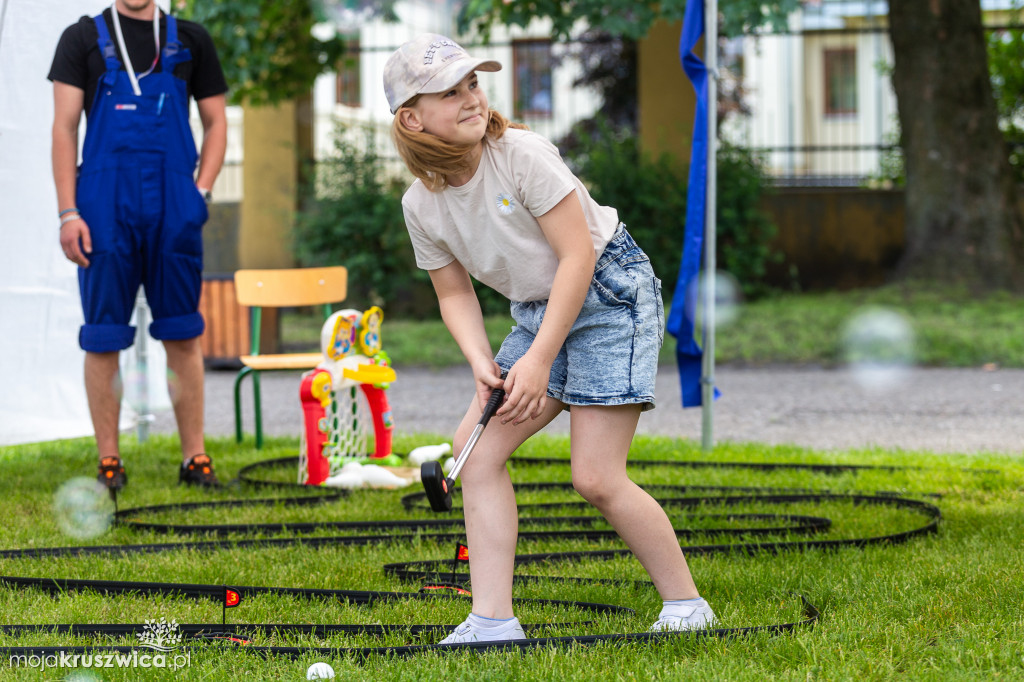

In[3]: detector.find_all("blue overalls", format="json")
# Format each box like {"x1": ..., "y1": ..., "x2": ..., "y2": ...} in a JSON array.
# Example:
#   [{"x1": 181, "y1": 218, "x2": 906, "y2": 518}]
[{"x1": 76, "y1": 13, "x2": 208, "y2": 353}]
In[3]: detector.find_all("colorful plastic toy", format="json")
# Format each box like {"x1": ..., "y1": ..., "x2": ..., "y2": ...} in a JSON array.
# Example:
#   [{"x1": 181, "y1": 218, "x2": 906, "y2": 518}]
[{"x1": 298, "y1": 307, "x2": 398, "y2": 485}]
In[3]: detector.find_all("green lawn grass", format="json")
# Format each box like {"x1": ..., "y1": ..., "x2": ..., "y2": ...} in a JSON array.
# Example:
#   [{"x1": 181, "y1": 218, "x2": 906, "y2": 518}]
[{"x1": 1, "y1": 433, "x2": 1022, "y2": 680}]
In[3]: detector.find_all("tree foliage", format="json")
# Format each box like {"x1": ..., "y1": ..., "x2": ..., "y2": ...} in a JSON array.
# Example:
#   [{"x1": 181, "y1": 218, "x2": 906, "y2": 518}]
[
  {"x1": 458, "y1": 0, "x2": 802, "y2": 41},
  {"x1": 176, "y1": 0, "x2": 396, "y2": 105},
  {"x1": 553, "y1": 32, "x2": 638, "y2": 144},
  {"x1": 987, "y1": 4, "x2": 1024, "y2": 183},
  {"x1": 292, "y1": 127, "x2": 436, "y2": 316},
  {"x1": 559, "y1": 119, "x2": 778, "y2": 298}
]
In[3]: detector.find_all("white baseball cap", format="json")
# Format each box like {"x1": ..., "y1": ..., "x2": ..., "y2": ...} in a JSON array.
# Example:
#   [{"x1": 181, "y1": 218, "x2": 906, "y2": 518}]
[{"x1": 383, "y1": 33, "x2": 501, "y2": 114}]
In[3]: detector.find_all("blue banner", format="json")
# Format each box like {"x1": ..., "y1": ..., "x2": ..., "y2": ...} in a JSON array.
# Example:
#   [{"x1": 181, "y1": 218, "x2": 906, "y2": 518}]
[{"x1": 666, "y1": 0, "x2": 719, "y2": 407}]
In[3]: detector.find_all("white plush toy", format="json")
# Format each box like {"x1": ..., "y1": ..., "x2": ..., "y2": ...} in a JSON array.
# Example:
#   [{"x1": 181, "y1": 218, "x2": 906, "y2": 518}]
[{"x1": 408, "y1": 443, "x2": 452, "y2": 465}]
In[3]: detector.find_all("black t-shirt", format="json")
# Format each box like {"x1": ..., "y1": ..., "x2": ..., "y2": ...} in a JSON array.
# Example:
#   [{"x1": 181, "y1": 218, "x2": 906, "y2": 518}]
[{"x1": 47, "y1": 8, "x2": 228, "y2": 117}]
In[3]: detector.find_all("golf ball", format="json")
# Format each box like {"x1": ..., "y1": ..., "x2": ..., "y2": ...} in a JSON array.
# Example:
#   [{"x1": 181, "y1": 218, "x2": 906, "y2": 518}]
[{"x1": 307, "y1": 661, "x2": 336, "y2": 680}]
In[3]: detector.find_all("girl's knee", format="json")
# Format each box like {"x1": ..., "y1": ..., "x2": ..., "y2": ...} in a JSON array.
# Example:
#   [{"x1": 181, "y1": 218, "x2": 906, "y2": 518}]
[
  {"x1": 572, "y1": 469, "x2": 618, "y2": 506},
  {"x1": 454, "y1": 433, "x2": 511, "y2": 485}
]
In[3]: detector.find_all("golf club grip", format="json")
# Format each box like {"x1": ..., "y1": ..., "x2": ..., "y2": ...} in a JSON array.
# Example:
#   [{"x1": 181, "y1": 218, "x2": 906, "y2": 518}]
[{"x1": 479, "y1": 385, "x2": 506, "y2": 426}]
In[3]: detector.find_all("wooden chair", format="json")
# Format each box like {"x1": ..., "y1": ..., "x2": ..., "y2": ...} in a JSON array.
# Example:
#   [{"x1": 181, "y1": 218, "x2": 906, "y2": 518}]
[{"x1": 232, "y1": 266, "x2": 348, "y2": 448}]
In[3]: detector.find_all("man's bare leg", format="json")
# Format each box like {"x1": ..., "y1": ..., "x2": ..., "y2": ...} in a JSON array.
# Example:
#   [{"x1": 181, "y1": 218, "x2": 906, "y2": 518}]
[
  {"x1": 84, "y1": 351, "x2": 122, "y2": 460},
  {"x1": 163, "y1": 337, "x2": 205, "y2": 461}
]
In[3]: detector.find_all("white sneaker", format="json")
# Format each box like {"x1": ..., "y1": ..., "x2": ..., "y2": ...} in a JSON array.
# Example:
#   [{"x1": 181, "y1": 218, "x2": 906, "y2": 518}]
[
  {"x1": 649, "y1": 601, "x2": 717, "y2": 632},
  {"x1": 439, "y1": 615, "x2": 526, "y2": 644}
]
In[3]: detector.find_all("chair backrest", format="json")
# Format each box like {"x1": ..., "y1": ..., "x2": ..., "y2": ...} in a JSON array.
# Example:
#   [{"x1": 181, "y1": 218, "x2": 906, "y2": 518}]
[{"x1": 234, "y1": 266, "x2": 348, "y2": 308}]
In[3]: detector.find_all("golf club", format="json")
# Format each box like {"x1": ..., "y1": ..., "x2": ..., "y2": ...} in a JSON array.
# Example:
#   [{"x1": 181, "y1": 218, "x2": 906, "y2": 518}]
[{"x1": 421, "y1": 381, "x2": 506, "y2": 512}]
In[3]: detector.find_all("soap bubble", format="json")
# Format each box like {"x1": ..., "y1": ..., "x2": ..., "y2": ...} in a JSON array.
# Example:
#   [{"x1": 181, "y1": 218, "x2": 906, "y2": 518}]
[
  {"x1": 120, "y1": 363, "x2": 178, "y2": 412},
  {"x1": 690, "y1": 270, "x2": 743, "y2": 329},
  {"x1": 53, "y1": 477, "x2": 115, "y2": 540},
  {"x1": 840, "y1": 307, "x2": 916, "y2": 392}
]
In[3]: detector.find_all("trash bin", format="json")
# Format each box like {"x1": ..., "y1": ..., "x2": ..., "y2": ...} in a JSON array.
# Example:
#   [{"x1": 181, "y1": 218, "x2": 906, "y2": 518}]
[{"x1": 199, "y1": 274, "x2": 250, "y2": 368}]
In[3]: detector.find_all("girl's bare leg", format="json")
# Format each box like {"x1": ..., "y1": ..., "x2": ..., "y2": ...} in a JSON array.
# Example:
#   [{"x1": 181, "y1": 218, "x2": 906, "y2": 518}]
[
  {"x1": 456, "y1": 398, "x2": 564, "y2": 618},
  {"x1": 568, "y1": 404, "x2": 699, "y2": 600}
]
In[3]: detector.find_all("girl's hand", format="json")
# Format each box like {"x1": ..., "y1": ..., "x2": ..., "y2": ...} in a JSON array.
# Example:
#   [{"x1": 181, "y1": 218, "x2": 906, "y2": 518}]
[
  {"x1": 470, "y1": 359, "x2": 506, "y2": 414},
  {"x1": 498, "y1": 352, "x2": 550, "y2": 425}
]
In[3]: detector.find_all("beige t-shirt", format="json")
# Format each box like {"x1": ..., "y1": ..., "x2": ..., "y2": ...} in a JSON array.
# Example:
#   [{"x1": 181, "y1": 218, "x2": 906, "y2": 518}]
[{"x1": 402, "y1": 128, "x2": 620, "y2": 302}]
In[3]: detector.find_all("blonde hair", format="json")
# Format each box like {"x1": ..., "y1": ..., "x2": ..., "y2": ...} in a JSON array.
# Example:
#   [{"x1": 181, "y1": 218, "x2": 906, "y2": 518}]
[{"x1": 391, "y1": 102, "x2": 528, "y2": 192}]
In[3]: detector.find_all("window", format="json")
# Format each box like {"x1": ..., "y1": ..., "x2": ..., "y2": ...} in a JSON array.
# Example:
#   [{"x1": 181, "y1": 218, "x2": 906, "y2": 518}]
[
  {"x1": 824, "y1": 48, "x2": 857, "y2": 116},
  {"x1": 513, "y1": 40, "x2": 553, "y2": 118},
  {"x1": 335, "y1": 36, "x2": 360, "y2": 107}
]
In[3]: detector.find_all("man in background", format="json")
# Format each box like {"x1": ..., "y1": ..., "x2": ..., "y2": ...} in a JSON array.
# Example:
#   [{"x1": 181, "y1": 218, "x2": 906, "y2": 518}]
[{"x1": 49, "y1": 0, "x2": 227, "y2": 490}]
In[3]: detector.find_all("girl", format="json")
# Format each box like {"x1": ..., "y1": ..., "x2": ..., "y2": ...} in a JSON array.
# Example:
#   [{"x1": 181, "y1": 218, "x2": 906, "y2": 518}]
[{"x1": 384, "y1": 34, "x2": 715, "y2": 643}]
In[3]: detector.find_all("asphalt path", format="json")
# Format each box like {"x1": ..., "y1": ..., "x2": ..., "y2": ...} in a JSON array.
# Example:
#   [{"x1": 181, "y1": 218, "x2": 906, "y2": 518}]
[{"x1": 150, "y1": 364, "x2": 1024, "y2": 456}]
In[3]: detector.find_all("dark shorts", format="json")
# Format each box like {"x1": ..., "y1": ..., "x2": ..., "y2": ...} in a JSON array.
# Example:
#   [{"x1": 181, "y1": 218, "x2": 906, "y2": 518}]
[{"x1": 76, "y1": 157, "x2": 207, "y2": 352}]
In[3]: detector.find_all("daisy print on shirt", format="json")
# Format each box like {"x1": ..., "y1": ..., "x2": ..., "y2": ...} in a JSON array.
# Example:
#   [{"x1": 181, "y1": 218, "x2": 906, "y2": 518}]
[{"x1": 496, "y1": 192, "x2": 516, "y2": 215}]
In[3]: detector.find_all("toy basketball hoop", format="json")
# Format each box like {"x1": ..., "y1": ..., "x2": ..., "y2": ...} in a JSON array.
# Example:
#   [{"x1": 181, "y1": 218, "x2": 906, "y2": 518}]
[{"x1": 298, "y1": 307, "x2": 397, "y2": 485}]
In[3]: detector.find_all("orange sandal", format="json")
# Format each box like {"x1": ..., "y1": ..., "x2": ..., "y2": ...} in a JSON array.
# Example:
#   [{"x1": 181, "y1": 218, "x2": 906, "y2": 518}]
[
  {"x1": 97, "y1": 456, "x2": 127, "y2": 491},
  {"x1": 179, "y1": 454, "x2": 220, "y2": 487}
]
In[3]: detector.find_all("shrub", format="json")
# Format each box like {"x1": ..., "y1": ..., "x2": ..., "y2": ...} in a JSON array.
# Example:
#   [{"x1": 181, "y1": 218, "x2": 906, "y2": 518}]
[
  {"x1": 715, "y1": 142, "x2": 781, "y2": 298},
  {"x1": 560, "y1": 119, "x2": 778, "y2": 299},
  {"x1": 292, "y1": 126, "x2": 437, "y2": 318}
]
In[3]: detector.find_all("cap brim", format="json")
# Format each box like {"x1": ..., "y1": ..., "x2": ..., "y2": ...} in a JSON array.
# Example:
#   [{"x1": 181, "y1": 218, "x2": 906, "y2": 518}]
[{"x1": 419, "y1": 57, "x2": 502, "y2": 95}]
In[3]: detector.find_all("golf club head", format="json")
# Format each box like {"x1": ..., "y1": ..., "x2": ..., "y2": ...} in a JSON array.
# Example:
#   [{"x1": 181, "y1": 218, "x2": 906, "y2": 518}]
[{"x1": 421, "y1": 460, "x2": 453, "y2": 512}]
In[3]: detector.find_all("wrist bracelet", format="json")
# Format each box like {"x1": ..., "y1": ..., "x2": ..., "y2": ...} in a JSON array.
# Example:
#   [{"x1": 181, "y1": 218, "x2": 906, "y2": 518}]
[
  {"x1": 60, "y1": 214, "x2": 82, "y2": 227},
  {"x1": 59, "y1": 208, "x2": 80, "y2": 218}
]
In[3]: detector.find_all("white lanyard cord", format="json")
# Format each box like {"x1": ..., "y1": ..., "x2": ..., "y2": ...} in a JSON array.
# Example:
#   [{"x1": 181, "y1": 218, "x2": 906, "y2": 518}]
[{"x1": 110, "y1": 3, "x2": 160, "y2": 97}]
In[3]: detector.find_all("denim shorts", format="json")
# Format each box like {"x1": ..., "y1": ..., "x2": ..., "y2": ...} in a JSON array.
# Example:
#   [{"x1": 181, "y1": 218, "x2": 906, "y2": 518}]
[{"x1": 494, "y1": 225, "x2": 665, "y2": 411}]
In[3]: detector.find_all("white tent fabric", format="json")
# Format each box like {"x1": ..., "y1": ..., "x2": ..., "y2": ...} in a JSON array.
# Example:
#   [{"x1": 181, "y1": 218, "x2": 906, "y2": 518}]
[{"x1": 0, "y1": 0, "x2": 170, "y2": 446}]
